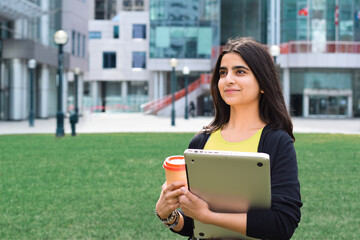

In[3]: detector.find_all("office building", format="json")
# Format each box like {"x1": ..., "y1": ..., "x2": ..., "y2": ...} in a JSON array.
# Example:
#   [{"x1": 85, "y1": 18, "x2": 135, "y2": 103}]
[
  {"x1": 0, "y1": 0, "x2": 88, "y2": 121},
  {"x1": 87, "y1": 0, "x2": 150, "y2": 112},
  {"x1": 147, "y1": 0, "x2": 360, "y2": 118}
]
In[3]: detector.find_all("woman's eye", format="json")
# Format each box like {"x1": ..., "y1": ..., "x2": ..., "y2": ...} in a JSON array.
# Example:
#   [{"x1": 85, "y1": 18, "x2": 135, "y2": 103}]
[
  {"x1": 219, "y1": 71, "x2": 227, "y2": 76},
  {"x1": 236, "y1": 70, "x2": 245, "y2": 74}
]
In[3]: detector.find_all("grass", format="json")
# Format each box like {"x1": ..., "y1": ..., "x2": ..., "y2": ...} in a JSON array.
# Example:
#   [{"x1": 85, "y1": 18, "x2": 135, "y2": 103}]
[{"x1": 0, "y1": 133, "x2": 359, "y2": 239}]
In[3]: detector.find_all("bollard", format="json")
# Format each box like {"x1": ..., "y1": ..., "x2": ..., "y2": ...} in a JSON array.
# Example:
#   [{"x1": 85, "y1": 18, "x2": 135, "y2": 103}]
[{"x1": 69, "y1": 113, "x2": 78, "y2": 136}]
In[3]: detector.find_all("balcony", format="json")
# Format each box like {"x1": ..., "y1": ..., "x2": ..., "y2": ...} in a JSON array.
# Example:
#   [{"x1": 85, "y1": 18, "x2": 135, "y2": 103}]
[
  {"x1": 0, "y1": 0, "x2": 45, "y2": 21},
  {"x1": 212, "y1": 41, "x2": 360, "y2": 69}
]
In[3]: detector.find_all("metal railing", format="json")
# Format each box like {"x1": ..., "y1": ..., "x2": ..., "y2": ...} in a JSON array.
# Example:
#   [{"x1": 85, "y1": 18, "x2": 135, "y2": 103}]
[
  {"x1": 212, "y1": 41, "x2": 360, "y2": 58},
  {"x1": 279, "y1": 41, "x2": 360, "y2": 54},
  {"x1": 141, "y1": 74, "x2": 212, "y2": 114}
]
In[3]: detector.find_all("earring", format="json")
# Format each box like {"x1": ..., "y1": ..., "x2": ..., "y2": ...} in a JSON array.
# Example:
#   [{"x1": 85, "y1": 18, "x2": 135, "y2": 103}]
[{"x1": 260, "y1": 90, "x2": 264, "y2": 94}]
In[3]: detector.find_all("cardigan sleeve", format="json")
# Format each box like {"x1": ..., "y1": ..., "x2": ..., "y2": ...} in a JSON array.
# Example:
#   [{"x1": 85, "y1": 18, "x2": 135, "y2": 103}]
[{"x1": 247, "y1": 130, "x2": 302, "y2": 240}]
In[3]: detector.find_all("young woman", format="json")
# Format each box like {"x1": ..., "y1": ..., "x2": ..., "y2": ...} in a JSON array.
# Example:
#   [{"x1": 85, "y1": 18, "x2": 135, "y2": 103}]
[{"x1": 156, "y1": 37, "x2": 302, "y2": 240}]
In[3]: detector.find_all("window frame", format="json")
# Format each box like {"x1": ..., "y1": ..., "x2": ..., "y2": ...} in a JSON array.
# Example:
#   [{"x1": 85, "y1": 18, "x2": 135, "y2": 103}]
[{"x1": 103, "y1": 51, "x2": 117, "y2": 69}]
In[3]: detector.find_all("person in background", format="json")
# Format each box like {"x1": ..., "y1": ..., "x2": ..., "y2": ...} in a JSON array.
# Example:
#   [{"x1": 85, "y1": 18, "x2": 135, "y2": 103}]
[{"x1": 156, "y1": 37, "x2": 302, "y2": 240}]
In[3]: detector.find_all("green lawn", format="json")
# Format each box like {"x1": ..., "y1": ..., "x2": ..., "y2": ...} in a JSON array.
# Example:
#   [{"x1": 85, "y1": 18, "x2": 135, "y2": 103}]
[{"x1": 0, "y1": 133, "x2": 359, "y2": 239}]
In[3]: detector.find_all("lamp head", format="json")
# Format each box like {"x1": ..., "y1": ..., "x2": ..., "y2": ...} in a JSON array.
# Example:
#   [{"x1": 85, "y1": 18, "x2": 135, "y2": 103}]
[
  {"x1": 182, "y1": 66, "x2": 190, "y2": 75},
  {"x1": 54, "y1": 30, "x2": 69, "y2": 45},
  {"x1": 169, "y1": 58, "x2": 178, "y2": 68},
  {"x1": 28, "y1": 59, "x2": 37, "y2": 69},
  {"x1": 74, "y1": 67, "x2": 81, "y2": 75},
  {"x1": 270, "y1": 45, "x2": 281, "y2": 57}
]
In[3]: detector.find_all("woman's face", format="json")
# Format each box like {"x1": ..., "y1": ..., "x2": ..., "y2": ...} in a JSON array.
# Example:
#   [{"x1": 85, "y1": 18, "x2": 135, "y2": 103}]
[{"x1": 218, "y1": 52, "x2": 261, "y2": 107}]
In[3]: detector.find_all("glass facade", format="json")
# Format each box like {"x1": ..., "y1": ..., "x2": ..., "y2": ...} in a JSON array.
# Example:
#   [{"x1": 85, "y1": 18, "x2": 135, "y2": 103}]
[
  {"x1": 150, "y1": 0, "x2": 220, "y2": 59},
  {"x1": 281, "y1": 0, "x2": 360, "y2": 43},
  {"x1": 221, "y1": 0, "x2": 268, "y2": 44},
  {"x1": 99, "y1": 82, "x2": 148, "y2": 113},
  {"x1": 289, "y1": 69, "x2": 356, "y2": 117}
]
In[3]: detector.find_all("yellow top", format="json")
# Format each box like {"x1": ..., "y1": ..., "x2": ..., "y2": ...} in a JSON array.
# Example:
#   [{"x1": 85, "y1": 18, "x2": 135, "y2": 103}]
[{"x1": 204, "y1": 127, "x2": 264, "y2": 153}]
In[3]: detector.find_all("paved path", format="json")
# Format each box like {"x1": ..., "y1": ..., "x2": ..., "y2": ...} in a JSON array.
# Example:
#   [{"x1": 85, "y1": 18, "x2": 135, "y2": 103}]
[{"x1": 0, "y1": 113, "x2": 359, "y2": 135}]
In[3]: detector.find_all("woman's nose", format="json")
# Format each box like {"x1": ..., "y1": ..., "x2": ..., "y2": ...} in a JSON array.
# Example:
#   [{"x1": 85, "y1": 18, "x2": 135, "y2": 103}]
[{"x1": 225, "y1": 73, "x2": 235, "y2": 84}]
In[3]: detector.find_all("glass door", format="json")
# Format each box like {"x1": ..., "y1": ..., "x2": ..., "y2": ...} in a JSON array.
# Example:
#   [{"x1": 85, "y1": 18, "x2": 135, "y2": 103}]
[{"x1": 309, "y1": 95, "x2": 348, "y2": 116}]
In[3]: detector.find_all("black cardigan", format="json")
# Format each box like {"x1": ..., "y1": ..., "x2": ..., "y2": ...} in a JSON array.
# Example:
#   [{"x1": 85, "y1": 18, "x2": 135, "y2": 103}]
[{"x1": 172, "y1": 125, "x2": 302, "y2": 240}]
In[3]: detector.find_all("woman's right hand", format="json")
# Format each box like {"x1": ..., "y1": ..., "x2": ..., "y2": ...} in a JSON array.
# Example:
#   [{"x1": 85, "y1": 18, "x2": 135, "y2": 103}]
[{"x1": 156, "y1": 181, "x2": 187, "y2": 219}]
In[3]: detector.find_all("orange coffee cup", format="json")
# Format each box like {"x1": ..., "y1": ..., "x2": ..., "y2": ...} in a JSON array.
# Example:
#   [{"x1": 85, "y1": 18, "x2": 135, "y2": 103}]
[{"x1": 163, "y1": 155, "x2": 187, "y2": 186}]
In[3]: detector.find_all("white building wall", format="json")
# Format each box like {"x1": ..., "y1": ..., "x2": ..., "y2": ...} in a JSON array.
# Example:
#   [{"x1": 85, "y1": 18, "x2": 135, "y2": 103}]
[
  {"x1": 39, "y1": 64, "x2": 49, "y2": 118},
  {"x1": 87, "y1": 11, "x2": 150, "y2": 83},
  {"x1": 10, "y1": 59, "x2": 23, "y2": 120},
  {"x1": 21, "y1": 61, "x2": 28, "y2": 120}
]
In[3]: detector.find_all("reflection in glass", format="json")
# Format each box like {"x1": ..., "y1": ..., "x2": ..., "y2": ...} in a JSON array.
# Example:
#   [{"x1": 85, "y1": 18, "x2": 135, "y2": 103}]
[
  {"x1": 150, "y1": 0, "x2": 219, "y2": 59},
  {"x1": 309, "y1": 96, "x2": 348, "y2": 115}
]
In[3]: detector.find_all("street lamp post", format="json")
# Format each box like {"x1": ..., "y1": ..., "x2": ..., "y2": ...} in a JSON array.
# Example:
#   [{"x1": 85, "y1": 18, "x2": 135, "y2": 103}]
[
  {"x1": 28, "y1": 59, "x2": 37, "y2": 127},
  {"x1": 54, "y1": 30, "x2": 68, "y2": 137},
  {"x1": 182, "y1": 66, "x2": 190, "y2": 120},
  {"x1": 169, "y1": 58, "x2": 178, "y2": 126}
]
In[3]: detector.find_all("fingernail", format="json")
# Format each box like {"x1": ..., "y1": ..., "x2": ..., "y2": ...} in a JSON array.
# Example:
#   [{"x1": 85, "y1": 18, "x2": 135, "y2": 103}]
[{"x1": 181, "y1": 187, "x2": 187, "y2": 193}]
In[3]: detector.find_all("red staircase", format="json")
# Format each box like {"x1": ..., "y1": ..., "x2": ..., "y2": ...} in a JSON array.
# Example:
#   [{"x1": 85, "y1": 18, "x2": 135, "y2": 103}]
[{"x1": 142, "y1": 73, "x2": 211, "y2": 114}]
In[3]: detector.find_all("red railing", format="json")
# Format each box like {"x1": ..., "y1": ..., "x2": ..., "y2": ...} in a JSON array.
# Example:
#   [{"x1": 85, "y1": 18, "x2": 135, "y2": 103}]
[
  {"x1": 212, "y1": 41, "x2": 360, "y2": 58},
  {"x1": 141, "y1": 73, "x2": 211, "y2": 114},
  {"x1": 279, "y1": 41, "x2": 360, "y2": 54}
]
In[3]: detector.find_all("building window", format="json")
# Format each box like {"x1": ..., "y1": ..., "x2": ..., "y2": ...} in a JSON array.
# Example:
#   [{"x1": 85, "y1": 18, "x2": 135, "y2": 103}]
[
  {"x1": 72, "y1": 30, "x2": 76, "y2": 55},
  {"x1": 133, "y1": 24, "x2": 146, "y2": 39},
  {"x1": 103, "y1": 52, "x2": 116, "y2": 68},
  {"x1": 89, "y1": 31, "x2": 101, "y2": 39},
  {"x1": 95, "y1": 0, "x2": 117, "y2": 19},
  {"x1": 82, "y1": 35, "x2": 86, "y2": 57},
  {"x1": 77, "y1": 32, "x2": 81, "y2": 56},
  {"x1": 123, "y1": 0, "x2": 144, "y2": 11},
  {"x1": 113, "y1": 25, "x2": 119, "y2": 38},
  {"x1": 132, "y1": 52, "x2": 146, "y2": 69}
]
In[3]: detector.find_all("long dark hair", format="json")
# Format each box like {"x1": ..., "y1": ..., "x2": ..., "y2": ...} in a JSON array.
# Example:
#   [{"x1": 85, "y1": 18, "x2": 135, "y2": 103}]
[{"x1": 206, "y1": 37, "x2": 295, "y2": 141}]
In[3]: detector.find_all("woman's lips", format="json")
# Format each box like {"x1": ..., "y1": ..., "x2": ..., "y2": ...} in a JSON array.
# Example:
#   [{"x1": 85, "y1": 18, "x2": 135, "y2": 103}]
[{"x1": 224, "y1": 89, "x2": 240, "y2": 93}]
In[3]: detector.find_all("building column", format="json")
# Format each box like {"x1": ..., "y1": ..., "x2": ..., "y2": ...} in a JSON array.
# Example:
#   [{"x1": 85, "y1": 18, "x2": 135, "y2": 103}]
[
  {"x1": 21, "y1": 60, "x2": 28, "y2": 119},
  {"x1": 122, "y1": 81, "x2": 128, "y2": 102},
  {"x1": 62, "y1": 71, "x2": 68, "y2": 113},
  {"x1": 91, "y1": 81, "x2": 99, "y2": 110},
  {"x1": 9, "y1": 59, "x2": 24, "y2": 120},
  {"x1": 41, "y1": 0, "x2": 49, "y2": 46},
  {"x1": 39, "y1": 64, "x2": 49, "y2": 118},
  {"x1": 154, "y1": 71, "x2": 159, "y2": 100},
  {"x1": 303, "y1": 91, "x2": 309, "y2": 117},
  {"x1": 275, "y1": 0, "x2": 281, "y2": 45},
  {"x1": 283, "y1": 68, "x2": 290, "y2": 113},
  {"x1": 78, "y1": 74, "x2": 84, "y2": 115},
  {"x1": 159, "y1": 71, "x2": 165, "y2": 98},
  {"x1": 348, "y1": 95, "x2": 353, "y2": 117},
  {"x1": 270, "y1": 0, "x2": 276, "y2": 45}
]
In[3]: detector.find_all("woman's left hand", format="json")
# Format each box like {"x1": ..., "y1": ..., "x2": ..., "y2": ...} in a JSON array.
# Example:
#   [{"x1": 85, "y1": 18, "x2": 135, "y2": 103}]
[{"x1": 179, "y1": 187, "x2": 212, "y2": 224}]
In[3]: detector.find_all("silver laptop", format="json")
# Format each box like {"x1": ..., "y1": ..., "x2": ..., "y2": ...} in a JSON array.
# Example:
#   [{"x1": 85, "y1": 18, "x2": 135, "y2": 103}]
[{"x1": 184, "y1": 149, "x2": 271, "y2": 240}]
